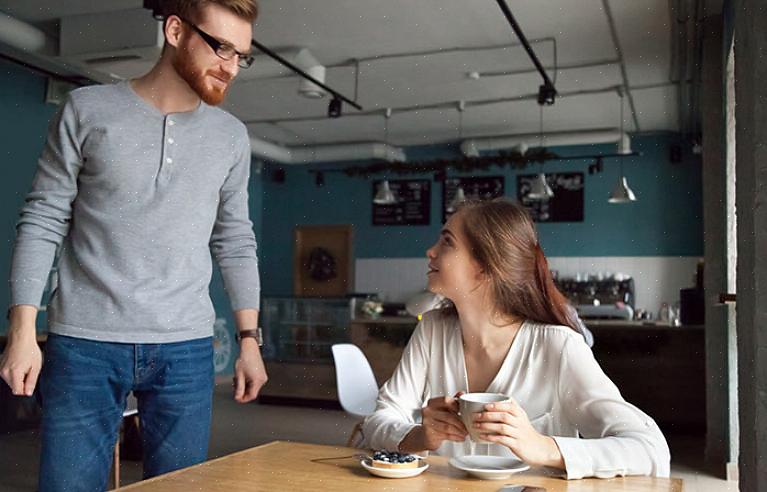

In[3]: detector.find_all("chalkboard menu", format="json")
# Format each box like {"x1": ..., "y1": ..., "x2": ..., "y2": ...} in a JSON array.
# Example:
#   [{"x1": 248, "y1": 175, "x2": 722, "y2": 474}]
[
  {"x1": 517, "y1": 172, "x2": 584, "y2": 222},
  {"x1": 442, "y1": 176, "x2": 505, "y2": 223},
  {"x1": 372, "y1": 179, "x2": 431, "y2": 226}
]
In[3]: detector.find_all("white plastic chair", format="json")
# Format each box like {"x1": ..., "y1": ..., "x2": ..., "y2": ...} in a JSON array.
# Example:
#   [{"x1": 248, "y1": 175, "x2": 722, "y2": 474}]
[{"x1": 331, "y1": 344, "x2": 379, "y2": 447}]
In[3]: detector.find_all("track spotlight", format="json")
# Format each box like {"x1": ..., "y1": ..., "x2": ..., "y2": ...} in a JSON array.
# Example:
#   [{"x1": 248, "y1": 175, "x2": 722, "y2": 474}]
[
  {"x1": 589, "y1": 156, "x2": 604, "y2": 175},
  {"x1": 537, "y1": 83, "x2": 557, "y2": 106},
  {"x1": 328, "y1": 97, "x2": 343, "y2": 118},
  {"x1": 143, "y1": 0, "x2": 164, "y2": 19}
]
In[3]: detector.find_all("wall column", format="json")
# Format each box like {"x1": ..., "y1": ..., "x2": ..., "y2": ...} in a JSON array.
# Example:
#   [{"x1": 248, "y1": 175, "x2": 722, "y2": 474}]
[{"x1": 734, "y1": 1, "x2": 767, "y2": 490}]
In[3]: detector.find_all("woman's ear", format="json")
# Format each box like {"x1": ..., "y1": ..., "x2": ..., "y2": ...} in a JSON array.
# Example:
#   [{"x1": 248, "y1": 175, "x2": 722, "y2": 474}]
[{"x1": 475, "y1": 266, "x2": 489, "y2": 284}]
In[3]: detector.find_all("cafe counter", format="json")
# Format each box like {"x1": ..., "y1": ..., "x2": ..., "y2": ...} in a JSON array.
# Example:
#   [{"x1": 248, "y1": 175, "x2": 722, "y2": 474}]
[{"x1": 260, "y1": 304, "x2": 705, "y2": 433}]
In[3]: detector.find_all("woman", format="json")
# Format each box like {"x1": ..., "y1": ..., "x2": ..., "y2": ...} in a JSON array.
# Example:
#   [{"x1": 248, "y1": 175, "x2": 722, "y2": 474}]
[{"x1": 361, "y1": 199, "x2": 670, "y2": 479}]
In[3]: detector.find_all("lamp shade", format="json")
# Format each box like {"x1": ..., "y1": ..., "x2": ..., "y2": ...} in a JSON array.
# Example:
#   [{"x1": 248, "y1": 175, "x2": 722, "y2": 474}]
[
  {"x1": 527, "y1": 173, "x2": 554, "y2": 201},
  {"x1": 446, "y1": 186, "x2": 466, "y2": 213},
  {"x1": 373, "y1": 180, "x2": 397, "y2": 205},
  {"x1": 608, "y1": 176, "x2": 637, "y2": 203}
]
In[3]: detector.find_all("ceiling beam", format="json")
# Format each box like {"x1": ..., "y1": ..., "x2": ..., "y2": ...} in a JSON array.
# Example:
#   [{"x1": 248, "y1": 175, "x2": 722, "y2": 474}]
[{"x1": 243, "y1": 81, "x2": 679, "y2": 127}]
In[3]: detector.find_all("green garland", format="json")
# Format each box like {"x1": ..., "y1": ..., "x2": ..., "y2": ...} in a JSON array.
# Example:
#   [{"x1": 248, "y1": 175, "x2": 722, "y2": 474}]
[{"x1": 341, "y1": 147, "x2": 559, "y2": 178}]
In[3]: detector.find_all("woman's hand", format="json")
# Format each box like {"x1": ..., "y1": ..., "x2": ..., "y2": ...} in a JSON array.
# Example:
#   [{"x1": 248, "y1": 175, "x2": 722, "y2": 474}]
[
  {"x1": 473, "y1": 400, "x2": 565, "y2": 469},
  {"x1": 399, "y1": 395, "x2": 468, "y2": 452}
]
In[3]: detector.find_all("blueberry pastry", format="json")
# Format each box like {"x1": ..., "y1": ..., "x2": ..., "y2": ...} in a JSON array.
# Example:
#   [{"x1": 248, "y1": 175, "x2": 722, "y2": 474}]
[{"x1": 370, "y1": 450, "x2": 419, "y2": 469}]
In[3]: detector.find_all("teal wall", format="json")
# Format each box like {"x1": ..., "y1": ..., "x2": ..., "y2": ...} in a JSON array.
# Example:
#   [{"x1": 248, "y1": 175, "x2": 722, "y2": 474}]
[
  {"x1": 1, "y1": 58, "x2": 704, "y2": 358},
  {"x1": 0, "y1": 59, "x2": 265, "y2": 377},
  {"x1": 260, "y1": 135, "x2": 703, "y2": 296},
  {"x1": 0, "y1": 60, "x2": 58, "y2": 333}
]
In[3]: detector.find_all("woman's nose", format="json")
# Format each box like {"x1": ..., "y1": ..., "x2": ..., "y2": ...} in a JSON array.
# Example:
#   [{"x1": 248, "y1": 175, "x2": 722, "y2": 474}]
[{"x1": 426, "y1": 246, "x2": 436, "y2": 259}]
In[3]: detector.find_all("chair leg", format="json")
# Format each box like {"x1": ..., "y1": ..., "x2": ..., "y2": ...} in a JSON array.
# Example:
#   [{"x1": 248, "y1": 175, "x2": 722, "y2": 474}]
[
  {"x1": 346, "y1": 421, "x2": 363, "y2": 448},
  {"x1": 113, "y1": 438, "x2": 120, "y2": 490}
]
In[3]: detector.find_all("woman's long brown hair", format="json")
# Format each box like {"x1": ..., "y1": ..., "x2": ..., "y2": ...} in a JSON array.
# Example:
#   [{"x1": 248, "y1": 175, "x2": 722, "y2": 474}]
[{"x1": 442, "y1": 198, "x2": 577, "y2": 331}]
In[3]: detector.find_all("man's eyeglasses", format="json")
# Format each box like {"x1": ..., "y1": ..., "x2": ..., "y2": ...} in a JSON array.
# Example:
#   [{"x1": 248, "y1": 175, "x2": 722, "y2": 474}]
[{"x1": 178, "y1": 17, "x2": 255, "y2": 69}]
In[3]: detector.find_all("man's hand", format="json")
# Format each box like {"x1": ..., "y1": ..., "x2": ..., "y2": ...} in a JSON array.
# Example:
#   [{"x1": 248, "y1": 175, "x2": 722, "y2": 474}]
[
  {"x1": 1, "y1": 307, "x2": 42, "y2": 396},
  {"x1": 233, "y1": 337, "x2": 268, "y2": 403}
]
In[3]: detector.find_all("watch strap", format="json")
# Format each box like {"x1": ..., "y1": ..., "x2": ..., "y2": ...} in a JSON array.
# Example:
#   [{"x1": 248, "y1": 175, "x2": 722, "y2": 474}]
[{"x1": 236, "y1": 327, "x2": 263, "y2": 346}]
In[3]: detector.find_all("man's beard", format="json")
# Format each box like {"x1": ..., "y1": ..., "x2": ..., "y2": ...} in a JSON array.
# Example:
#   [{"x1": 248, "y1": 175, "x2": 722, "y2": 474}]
[{"x1": 173, "y1": 48, "x2": 231, "y2": 106}]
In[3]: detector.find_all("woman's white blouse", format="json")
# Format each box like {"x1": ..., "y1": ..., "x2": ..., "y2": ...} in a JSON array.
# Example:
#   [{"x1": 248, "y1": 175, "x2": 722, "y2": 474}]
[{"x1": 361, "y1": 311, "x2": 671, "y2": 479}]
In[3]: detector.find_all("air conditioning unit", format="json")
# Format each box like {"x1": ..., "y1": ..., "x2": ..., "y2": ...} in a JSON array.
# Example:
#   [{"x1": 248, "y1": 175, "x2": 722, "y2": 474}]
[{"x1": 59, "y1": 8, "x2": 163, "y2": 79}]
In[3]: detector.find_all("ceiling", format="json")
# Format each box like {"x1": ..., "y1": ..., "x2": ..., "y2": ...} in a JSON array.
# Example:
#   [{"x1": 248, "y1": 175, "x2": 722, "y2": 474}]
[{"x1": 0, "y1": 0, "x2": 716, "y2": 148}]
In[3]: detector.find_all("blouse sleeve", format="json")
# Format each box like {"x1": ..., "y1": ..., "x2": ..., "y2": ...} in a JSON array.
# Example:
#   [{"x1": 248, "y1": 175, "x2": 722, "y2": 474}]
[
  {"x1": 361, "y1": 318, "x2": 432, "y2": 451},
  {"x1": 552, "y1": 334, "x2": 671, "y2": 479}
]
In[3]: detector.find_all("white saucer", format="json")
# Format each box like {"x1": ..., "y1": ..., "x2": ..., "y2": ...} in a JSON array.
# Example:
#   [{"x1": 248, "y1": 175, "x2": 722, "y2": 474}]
[
  {"x1": 448, "y1": 455, "x2": 530, "y2": 480},
  {"x1": 360, "y1": 458, "x2": 429, "y2": 478}
]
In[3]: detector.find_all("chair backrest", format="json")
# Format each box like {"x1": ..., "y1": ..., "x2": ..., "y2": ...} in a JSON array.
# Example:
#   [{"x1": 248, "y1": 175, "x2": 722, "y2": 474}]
[{"x1": 331, "y1": 344, "x2": 379, "y2": 418}]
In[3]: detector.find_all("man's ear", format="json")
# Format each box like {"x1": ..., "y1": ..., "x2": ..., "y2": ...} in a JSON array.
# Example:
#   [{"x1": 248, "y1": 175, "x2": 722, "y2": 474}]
[{"x1": 164, "y1": 15, "x2": 184, "y2": 49}]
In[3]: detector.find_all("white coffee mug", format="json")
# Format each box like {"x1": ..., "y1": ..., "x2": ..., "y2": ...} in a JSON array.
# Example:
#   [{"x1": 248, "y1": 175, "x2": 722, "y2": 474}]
[{"x1": 458, "y1": 393, "x2": 512, "y2": 443}]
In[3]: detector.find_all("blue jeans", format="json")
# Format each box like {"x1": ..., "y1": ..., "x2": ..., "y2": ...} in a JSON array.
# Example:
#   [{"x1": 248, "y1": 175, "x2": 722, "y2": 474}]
[{"x1": 38, "y1": 334, "x2": 214, "y2": 492}]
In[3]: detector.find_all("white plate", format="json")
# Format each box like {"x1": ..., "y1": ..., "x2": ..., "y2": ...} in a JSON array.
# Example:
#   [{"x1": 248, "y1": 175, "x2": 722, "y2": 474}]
[
  {"x1": 448, "y1": 455, "x2": 530, "y2": 480},
  {"x1": 360, "y1": 458, "x2": 429, "y2": 478}
]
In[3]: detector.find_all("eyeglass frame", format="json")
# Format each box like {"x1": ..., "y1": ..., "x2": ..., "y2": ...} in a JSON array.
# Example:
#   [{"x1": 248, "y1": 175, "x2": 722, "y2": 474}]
[{"x1": 174, "y1": 16, "x2": 255, "y2": 69}]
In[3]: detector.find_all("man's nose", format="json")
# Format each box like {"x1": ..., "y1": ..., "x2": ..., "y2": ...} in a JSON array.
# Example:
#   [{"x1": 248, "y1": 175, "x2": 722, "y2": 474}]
[{"x1": 221, "y1": 58, "x2": 239, "y2": 79}]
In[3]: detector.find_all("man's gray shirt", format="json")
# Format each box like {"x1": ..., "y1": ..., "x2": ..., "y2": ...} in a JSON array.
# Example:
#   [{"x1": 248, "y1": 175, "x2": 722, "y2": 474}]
[{"x1": 9, "y1": 81, "x2": 260, "y2": 343}]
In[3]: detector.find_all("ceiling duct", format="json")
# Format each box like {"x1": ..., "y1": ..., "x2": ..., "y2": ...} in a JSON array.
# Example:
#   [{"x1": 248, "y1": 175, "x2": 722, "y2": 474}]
[
  {"x1": 249, "y1": 137, "x2": 406, "y2": 164},
  {"x1": 58, "y1": 8, "x2": 163, "y2": 79},
  {"x1": 58, "y1": 9, "x2": 327, "y2": 85},
  {"x1": 460, "y1": 129, "x2": 630, "y2": 157},
  {"x1": 0, "y1": 11, "x2": 55, "y2": 55},
  {"x1": 236, "y1": 47, "x2": 326, "y2": 85}
]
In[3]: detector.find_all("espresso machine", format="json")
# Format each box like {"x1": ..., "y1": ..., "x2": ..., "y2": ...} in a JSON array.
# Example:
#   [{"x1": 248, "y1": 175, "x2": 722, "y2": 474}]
[{"x1": 555, "y1": 275, "x2": 635, "y2": 320}]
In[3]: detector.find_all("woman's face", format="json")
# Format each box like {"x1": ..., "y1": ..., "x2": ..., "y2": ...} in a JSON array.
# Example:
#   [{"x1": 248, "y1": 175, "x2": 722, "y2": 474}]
[{"x1": 425, "y1": 211, "x2": 485, "y2": 301}]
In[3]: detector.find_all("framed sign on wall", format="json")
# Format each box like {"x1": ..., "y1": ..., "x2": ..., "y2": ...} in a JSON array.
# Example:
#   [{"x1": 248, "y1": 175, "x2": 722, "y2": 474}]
[
  {"x1": 517, "y1": 172, "x2": 585, "y2": 222},
  {"x1": 372, "y1": 179, "x2": 431, "y2": 226},
  {"x1": 442, "y1": 176, "x2": 505, "y2": 223},
  {"x1": 293, "y1": 225, "x2": 354, "y2": 297}
]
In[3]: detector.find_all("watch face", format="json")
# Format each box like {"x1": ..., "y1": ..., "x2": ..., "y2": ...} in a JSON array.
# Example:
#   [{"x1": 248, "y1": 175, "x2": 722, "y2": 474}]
[{"x1": 213, "y1": 318, "x2": 232, "y2": 373}]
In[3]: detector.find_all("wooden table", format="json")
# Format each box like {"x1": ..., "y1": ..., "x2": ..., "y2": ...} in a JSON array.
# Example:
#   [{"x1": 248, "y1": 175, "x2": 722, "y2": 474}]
[{"x1": 119, "y1": 441, "x2": 683, "y2": 491}]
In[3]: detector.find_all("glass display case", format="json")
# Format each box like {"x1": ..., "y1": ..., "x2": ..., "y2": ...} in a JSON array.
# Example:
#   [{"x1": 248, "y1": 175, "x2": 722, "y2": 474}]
[{"x1": 261, "y1": 297, "x2": 352, "y2": 364}]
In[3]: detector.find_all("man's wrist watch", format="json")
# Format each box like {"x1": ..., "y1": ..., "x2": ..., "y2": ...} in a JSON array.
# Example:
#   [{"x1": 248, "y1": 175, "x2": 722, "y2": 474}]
[{"x1": 235, "y1": 327, "x2": 263, "y2": 347}]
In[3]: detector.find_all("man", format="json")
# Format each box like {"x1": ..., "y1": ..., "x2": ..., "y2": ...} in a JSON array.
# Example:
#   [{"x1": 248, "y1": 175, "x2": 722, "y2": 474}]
[{"x1": 0, "y1": 1, "x2": 266, "y2": 490}]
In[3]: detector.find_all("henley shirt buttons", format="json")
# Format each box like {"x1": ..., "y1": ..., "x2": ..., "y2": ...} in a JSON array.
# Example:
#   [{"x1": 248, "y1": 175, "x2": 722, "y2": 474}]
[
  {"x1": 166, "y1": 158, "x2": 173, "y2": 164},
  {"x1": 168, "y1": 138, "x2": 174, "y2": 144}
]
